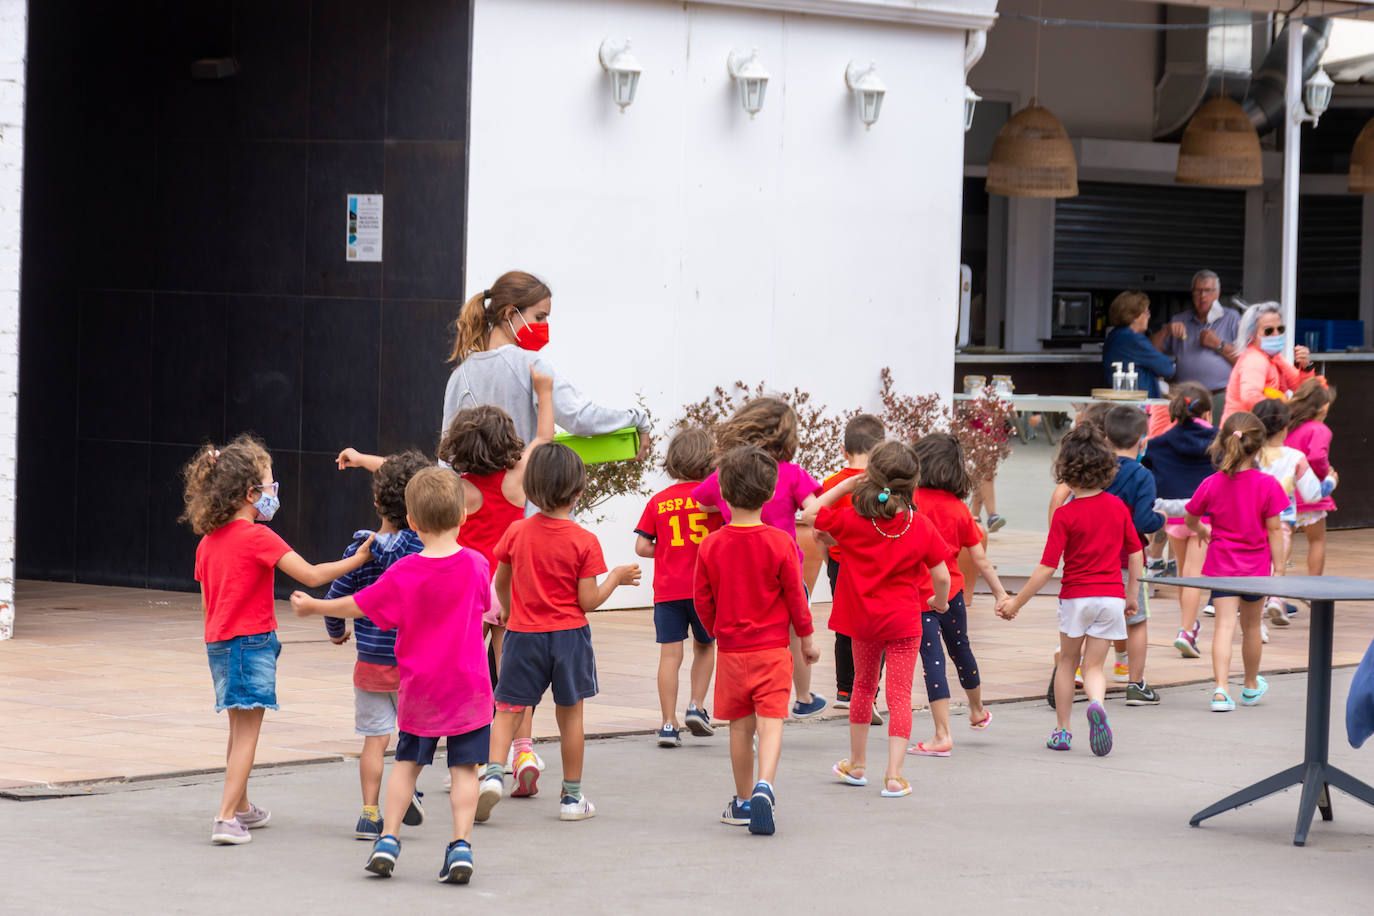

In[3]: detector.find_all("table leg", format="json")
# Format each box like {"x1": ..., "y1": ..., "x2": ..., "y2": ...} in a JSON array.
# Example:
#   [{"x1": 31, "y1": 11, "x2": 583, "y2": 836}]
[
  {"x1": 1190, "y1": 763, "x2": 1304, "y2": 827},
  {"x1": 1324, "y1": 766, "x2": 1374, "y2": 807},
  {"x1": 1294, "y1": 763, "x2": 1328, "y2": 846}
]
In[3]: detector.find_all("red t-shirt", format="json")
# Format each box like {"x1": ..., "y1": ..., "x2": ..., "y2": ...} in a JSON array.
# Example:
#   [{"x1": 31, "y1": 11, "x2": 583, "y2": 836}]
[
  {"x1": 354, "y1": 659, "x2": 401, "y2": 692},
  {"x1": 635, "y1": 481, "x2": 723, "y2": 603},
  {"x1": 913, "y1": 487, "x2": 983, "y2": 599},
  {"x1": 1040, "y1": 493, "x2": 1139, "y2": 600},
  {"x1": 458, "y1": 469, "x2": 525, "y2": 582},
  {"x1": 693, "y1": 525, "x2": 814, "y2": 653},
  {"x1": 194, "y1": 519, "x2": 292, "y2": 643},
  {"x1": 494, "y1": 514, "x2": 607, "y2": 633},
  {"x1": 820, "y1": 467, "x2": 865, "y2": 563},
  {"x1": 814, "y1": 505, "x2": 952, "y2": 641}
]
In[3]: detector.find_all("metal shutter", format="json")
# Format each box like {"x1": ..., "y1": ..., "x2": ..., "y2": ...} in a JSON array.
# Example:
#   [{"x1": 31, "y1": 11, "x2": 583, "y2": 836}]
[
  {"x1": 1297, "y1": 194, "x2": 1363, "y2": 321},
  {"x1": 1054, "y1": 181, "x2": 1245, "y2": 293}
]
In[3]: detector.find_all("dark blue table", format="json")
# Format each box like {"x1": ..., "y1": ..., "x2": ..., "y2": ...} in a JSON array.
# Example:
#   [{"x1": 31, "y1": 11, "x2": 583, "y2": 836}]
[{"x1": 1155, "y1": 575, "x2": 1374, "y2": 846}]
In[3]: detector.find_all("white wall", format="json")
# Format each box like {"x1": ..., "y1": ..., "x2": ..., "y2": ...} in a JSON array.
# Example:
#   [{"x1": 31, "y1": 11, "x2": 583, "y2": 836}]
[
  {"x1": 467, "y1": 0, "x2": 970, "y2": 607},
  {"x1": 0, "y1": 0, "x2": 23, "y2": 640}
]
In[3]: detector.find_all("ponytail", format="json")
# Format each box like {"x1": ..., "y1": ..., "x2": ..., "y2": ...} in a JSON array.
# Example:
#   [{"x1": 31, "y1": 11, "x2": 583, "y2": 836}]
[
  {"x1": 851, "y1": 441, "x2": 920, "y2": 520},
  {"x1": 1168, "y1": 382, "x2": 1212, "y2": 426},
  {"x1": 179, "y1": 434, "x2": 272, "y2": 535},
  {"x1": 447, "y1": 270, "x2": 553, "y2": 363},
  {"x1": 1209, "y1": 412, "x2": 1266, "y2": 476}
]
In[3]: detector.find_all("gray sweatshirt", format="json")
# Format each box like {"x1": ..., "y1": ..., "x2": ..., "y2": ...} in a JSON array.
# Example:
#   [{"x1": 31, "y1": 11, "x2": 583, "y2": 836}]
[{"x1": 442, "y1": 345, "x2": 649, "y2": 445}]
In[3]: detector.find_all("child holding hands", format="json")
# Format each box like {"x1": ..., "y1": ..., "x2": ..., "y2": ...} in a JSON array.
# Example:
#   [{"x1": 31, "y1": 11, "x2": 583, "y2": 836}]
[
  {"x1": 695, "y1": 446, "x2": 820, "y2": 835},
  {"x1": 810, "y1": 442, "x2": 952, "y2": 797},
  {"x1": 999, "y1": 426, "x2": 1143, "y2": 756},
  {"x1": 293, "y1": 468, "x2": 494, "y2": 884}
]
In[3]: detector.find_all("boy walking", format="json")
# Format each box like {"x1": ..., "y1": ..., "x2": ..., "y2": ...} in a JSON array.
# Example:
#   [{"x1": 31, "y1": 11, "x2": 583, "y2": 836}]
[
  {"x1": 293, "y1": 467, "x2": 494, "y2": 884},
  {"x1": 695, "y1": 445, "x2": 820, "y2": 836}
]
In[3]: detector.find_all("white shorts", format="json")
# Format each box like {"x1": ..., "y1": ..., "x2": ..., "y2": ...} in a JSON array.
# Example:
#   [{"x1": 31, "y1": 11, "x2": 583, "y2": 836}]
[
  {"x1": 1057, "y1": 596, "x2": 1128, "y2": 641},
  {"x1": 354, "y1": 687, "x2": 399, "y2": 737}
]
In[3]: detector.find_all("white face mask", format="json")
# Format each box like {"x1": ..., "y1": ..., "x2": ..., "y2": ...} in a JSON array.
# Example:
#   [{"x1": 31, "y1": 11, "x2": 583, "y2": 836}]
[{"x1": 1260, "y1": 333, "x2": 1285, "y2": 355}]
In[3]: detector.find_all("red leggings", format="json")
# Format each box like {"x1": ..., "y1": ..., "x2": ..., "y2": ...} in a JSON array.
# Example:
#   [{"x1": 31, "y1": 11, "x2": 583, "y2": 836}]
[{"x1": 849, "y1": 635, "x2": 919, "y2": 740}]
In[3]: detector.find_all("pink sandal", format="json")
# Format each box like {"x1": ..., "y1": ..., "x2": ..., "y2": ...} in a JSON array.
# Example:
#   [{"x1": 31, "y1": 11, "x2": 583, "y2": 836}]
[
  {"x1": 907, "y1": 742, "x2": 952, "y2": 758},
  {"x1": 970, "y1": 709, "x2": 993, "y2": 730}
]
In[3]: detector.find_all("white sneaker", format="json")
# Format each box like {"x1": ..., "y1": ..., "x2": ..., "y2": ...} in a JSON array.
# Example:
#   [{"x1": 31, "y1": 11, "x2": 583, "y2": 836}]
[
  {"x1": 475, "y1": 775, "x2": 503, "y2": 822},
  {"x1": 1266, "y1": 601, "x2": 1291, "y2": 627},
  {"x1": 1261, "y1": 622, "x2": 1270, "y2": 644},
  {"x1": 1203, "y1": 604, "x2": 1216, "y2": 617},
  {"x1": 559, "y1": 794, "x2": 596, "y2": 821}
]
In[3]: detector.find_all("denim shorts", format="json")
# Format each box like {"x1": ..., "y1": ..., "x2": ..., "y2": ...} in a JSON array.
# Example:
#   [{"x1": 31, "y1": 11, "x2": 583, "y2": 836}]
[
  {"x1": 206, "y1": 631, "x2": 281, "y2": 712},
  {"x1": 495, "y1": 626, "x2": 598, "y2": 707},
  {"x1": 653, "y1": 599, "x2": 713, "y2": 644}
]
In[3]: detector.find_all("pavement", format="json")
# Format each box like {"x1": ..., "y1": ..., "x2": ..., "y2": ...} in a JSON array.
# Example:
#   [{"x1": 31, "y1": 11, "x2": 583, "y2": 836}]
[{"x1": 5, "y1": 671, "x2": 1372, "y2": 913}]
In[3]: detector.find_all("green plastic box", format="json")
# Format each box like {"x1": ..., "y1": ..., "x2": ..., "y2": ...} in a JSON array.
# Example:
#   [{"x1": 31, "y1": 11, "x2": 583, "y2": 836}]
[{"x1": 552, "y1": 427, "x2": 641, "y2": 465}]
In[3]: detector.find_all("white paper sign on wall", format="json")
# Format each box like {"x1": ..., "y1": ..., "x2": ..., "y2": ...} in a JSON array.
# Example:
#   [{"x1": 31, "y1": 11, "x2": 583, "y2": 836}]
[{"x1": 347, "y1": 194, "x2": 383, "y2": 262}]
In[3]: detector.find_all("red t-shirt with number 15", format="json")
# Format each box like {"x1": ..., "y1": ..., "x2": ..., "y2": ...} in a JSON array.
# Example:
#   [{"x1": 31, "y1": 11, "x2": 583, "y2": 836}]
[{"x1": 636, "y1": 481, "x2": 723, "y2": 603}]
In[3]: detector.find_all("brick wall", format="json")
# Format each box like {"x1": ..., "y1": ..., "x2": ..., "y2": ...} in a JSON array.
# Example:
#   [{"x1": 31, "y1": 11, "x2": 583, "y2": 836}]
[{"x1": 0, "y1": 0, "x2": 24, "y2": 640}]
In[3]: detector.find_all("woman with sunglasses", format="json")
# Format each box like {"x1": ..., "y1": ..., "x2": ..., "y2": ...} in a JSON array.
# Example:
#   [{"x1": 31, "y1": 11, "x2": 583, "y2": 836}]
[{"x1": 1221, "y1": 301, "x2": 1315, "y2": 422}]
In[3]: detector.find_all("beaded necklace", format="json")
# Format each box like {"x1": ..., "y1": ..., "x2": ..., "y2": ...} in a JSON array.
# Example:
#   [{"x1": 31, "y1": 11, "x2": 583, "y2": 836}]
[{"x1": 870, "y1": 506, "x2": 913, "y2": 539}]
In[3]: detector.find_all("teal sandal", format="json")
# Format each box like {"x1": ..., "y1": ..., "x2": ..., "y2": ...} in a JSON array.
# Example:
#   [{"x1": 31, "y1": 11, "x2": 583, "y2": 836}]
[
  {"x1": 1210, "y1": 688, "x2": 1235, "y2": 712},
  {"x1": 1241, "y1": 676, "x2": 1269, "y2": 706}
]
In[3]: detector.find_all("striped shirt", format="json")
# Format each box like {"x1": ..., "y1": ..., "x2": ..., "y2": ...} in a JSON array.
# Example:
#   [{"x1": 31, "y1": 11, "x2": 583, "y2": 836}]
[{"x1": 324, "y1": 529, "x2": 424, "y2": 666}]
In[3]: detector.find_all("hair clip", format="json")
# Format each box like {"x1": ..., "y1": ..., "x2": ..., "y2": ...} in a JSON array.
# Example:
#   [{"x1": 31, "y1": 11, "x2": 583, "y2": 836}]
[
  {"x1": 1233, "y1": 430, "x2": 1243, "y2": 438},
  {"x1": 209, "y1": 448, "x2": 220, "y2": 465},
  {"x1": 482, "y1": 289, "x2": 491, "y2": 300},
  {"x1": 877, "y1": 487, "x2": 890, "y2": 503},
  {"x1": 1184, "y1": 397, "x2": 1194, "y2": 408}
]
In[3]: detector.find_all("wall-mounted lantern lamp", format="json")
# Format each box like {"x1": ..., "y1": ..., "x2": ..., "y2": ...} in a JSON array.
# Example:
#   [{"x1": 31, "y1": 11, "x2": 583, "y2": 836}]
[
  {"x1": 844, "y1": 61, "x2": 886, "y2": 130},
  {"x1": 727, "y1": 48, "x2": 770, "y2": 119},
  {"x1": 598, "y1": 38, "x2": 642, "y2": 112},
  {"x1": 963, "y1": 85, "x2": 981, "y2": 133},
  {"x1": 1296, "y1": 67, "x2": 1334, "y2": 128}
]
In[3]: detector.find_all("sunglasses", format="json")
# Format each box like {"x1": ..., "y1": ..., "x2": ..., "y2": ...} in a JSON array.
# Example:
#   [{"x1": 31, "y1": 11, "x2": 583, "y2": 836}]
[{"x1": 1261, "y1": 325, "x2": 1286, "y2": 336}]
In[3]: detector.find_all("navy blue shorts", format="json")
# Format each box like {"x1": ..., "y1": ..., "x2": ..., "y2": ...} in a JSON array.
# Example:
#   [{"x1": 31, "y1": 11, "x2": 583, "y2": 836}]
[
  {"x1": 654, "y1": 599, "x2": 713, "y2": 644},
  {"x1": 495, "y1": 626, "x2": 598, "y2": 707},
  {"x1": 395, "y1": 724, "x2": 492, "y2": 768},
  {"x1": 1210, "y1": 590, "x2": 1264, "y2": 603},
  {"x1": 206, "y1": 631, "x2": 280, "y2": 712}
]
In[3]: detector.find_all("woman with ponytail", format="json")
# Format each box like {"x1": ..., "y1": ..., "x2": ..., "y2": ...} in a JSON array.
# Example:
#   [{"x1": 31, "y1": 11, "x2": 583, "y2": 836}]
[
  {"x1": 442, "y1": 271, "x2": 650, "y2": 447},
  {"x1": 1184, "y1": 412, "x2": 1289, "y2": 712}
]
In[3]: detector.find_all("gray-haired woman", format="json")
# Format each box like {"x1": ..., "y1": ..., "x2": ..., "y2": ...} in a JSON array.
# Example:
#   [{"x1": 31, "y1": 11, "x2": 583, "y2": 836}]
[{"x1": 1221, "y1": 301, "x2": 1314, "y2": 421}]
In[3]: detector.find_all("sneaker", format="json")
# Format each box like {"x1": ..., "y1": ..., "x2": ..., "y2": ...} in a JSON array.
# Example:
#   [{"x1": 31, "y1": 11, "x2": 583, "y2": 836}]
[
  {"x1": 559, "y1": 794, "x2": 596, "y2": 821},
  {"x1": 870, "y1": 704, "x2": 884, "y2": 726},
  {"x1": 748, "y1": 782, "x2": 776, "y2": 835},
  {"x1": 354, "y1": 811, "x2": 383, "y2": 840},
  {"x1": 1203, "y1": 603, "x2": 1215, "y2": 617},
  {"x1": 986, "y1": 513, "x2": 1007, "y2": 533},
  {"x1": 475, "y1": 775, "x2": 502, "y2": 823},
  {"x1": 1125, "y1": 681, "x2": 1160, "y2": 706},
  {"x1": 211, "y1": 817, "x2": 251, "y2": 845},
  {"x1": 402, "y1": 790, "x2": 424, "y2": 826},
  {"x1": 1266, "y1": 601, "x2": 1291, "y2": 627},
  {"x1": 833, "y1": 691, "x2": 851, "y2": 710},
  {"x1": 511, "y1": 751, "x2": 540, "y2": 797},
  {"x1": 1085, "y1": 701, "x2": 1113, "y2": 757},
  {"x1": 684, "y1": 705, "x2": 714, "y2": 737},
  {"x1": 791, "y1": 693, "x2": 828, "y2": 719},
  {"x1": 656, "y1": 723, "x2": 682, "y2": 748},
  {"x1": 1113, "y1": 661, "x2": 1129, "y2": 682},
  {"x1": 234, "y1": 803, "x2": 271, "y2": 829},
  {"x1": 1261, "y1": 622, "x2": 1270, "y2": 644},
  {"x1": 438, "y1": 840, "x2": 473, "y2": 884},
  {"x1": 1146, "y1": 557, "x2": 1166, "y2": 575},
  {"x1": 721, "y1": 796, "x2": 751, "y2": 826},
  {"x1": 365, "y1": 835, "x2": 400, "y2": 877},
  {"x1": 1074, "y1": 667, "x2": 1084, "y2": 689},
  {"x1": 1174, "y1": 626, "x2": 1200, "y2": 659},
  {"x1": 1285, "y1": 603, "x2": 1299, "y2": 618},
  {"x1": 1046, "y1": 728, "x2": 1072, "y2": 751}
]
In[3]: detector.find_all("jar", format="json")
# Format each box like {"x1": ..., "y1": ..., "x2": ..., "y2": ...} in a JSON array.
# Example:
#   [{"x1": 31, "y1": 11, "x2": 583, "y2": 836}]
[
  {"x1": 962, "y1": 374, "x2": 987, "y2": 394},
  {"x1": 991, "y1": 374, "x2": 1014, "y2": 395}
]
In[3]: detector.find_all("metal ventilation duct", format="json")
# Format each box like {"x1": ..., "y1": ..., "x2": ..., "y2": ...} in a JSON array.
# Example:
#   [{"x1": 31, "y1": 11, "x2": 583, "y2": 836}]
[
  {"x1": 1154, "y1": 7, "x2": 1256, "y2": 140},
  {"x1": 1242, "y1": 17, "x2": 1333, "y2": 135}
]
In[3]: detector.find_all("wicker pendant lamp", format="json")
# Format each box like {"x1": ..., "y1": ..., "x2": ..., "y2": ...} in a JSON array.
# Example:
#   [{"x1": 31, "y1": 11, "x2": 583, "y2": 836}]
[
  {"x1": 986, "y1": 99, "x2": 1078, "y2": 197},
  {"x1": 1350, "y1": 115, "x2": 1374, "y2": 193},
  {"x1": 1176, "y1": 94, "x2": 1263, "y2": 187}
]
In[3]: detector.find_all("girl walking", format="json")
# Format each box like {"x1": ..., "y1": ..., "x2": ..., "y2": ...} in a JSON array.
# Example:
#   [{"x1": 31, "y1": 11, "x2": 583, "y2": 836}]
[
  {"x1": 181, "y1": 434, "x2": 375, "y2": 844},
  {"x1": 1185, "y1": 413, "x2": 1289, "y2": 711},
  {"x1": 1252, "y1": 398, "x2": 1323, "y2": 627},
  {"x1": 810, "y1": 442, "x2": 952, "y2": 797},
  {"x1": 1285, "y1": 380, "x2": 1338, "y2": 576}
]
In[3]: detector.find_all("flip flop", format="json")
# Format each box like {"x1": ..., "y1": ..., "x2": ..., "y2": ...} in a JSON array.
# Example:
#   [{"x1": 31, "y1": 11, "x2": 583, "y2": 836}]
[
  {"x1": 970, "y1": 709, "x2": 993, "y2": 730},
  {"x1": 881, "y1": 777, "x2": 912, "y2": 798},
  {"x1": 831, "y1": 759, "x2": 868, "y2": 786},
  {"x1": 907, "y1": 742, "x2": 952, "y2": 758}
]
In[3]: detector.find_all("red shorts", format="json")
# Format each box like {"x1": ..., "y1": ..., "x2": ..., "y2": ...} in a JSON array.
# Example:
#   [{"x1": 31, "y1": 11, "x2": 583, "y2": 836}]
[{"x1": 714, "y1": 646, "x2": 793, "y2": 720}]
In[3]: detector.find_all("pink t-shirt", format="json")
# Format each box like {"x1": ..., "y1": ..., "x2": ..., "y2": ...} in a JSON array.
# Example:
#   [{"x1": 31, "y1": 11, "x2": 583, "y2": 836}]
[
  {"x1": 353, "y1": 548, "x2": 494, "y2": 737},
  {"x1": 1185, "y1": 469, "x2": 1289, "y2": 578},
  {"x1": 1285, "y1": 420, "x2": 1336, "y2": 513},
  {"x1": 692, "y1": 461, "x2": 821, "y2": 544}
]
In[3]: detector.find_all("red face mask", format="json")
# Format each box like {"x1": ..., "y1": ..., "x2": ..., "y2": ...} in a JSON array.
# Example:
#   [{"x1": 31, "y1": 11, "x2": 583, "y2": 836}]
[{"x1": 509, "y1": 312, "x2": 550, "y2": 352}]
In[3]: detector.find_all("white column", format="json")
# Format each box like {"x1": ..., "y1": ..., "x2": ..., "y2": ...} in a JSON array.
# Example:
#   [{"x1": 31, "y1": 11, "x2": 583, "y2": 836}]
[
  {"x1": 1279, "y1": 21, "x2": 1302, "y2": 363},
  {"x1": 0, "y1": 0, "x2": 24, "y2": 641}
]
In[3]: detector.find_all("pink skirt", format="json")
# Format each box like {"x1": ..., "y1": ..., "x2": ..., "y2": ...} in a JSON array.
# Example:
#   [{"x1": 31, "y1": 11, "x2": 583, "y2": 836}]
[{"x1": 484, "y1": 582, "x2": 505, "y2": 627}]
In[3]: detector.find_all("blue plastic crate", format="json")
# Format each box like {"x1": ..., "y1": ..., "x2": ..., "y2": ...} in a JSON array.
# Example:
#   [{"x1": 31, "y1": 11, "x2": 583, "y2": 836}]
[{"x1": 1296, "y1": 319, "x2": 1364, "y2": 352}]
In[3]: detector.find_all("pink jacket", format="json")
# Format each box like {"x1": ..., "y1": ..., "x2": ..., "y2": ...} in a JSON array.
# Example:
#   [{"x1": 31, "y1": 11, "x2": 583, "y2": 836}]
[
  {"x1": 1286, "y1": 420, "x2": 1336, "y2": 514},
  {"x1": 1222, "y1": 345, "x2": 1314, "y2": 422}
]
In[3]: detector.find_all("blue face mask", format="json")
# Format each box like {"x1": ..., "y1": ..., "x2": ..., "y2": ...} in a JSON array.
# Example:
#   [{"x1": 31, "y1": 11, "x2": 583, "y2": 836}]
[
  {"x1": 1260, "y1": 333, "x2": 1285, "y2": 355},
  {"x1": 254, "y1": 492, "x2": 280, "y2": 522}
]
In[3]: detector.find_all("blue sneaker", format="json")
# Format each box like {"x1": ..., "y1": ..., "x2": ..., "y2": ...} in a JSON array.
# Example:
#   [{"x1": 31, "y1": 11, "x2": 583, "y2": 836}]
[
  {"x1": 438, "y1": 840, "x2": 473, "y2": 884},
  {"x1": 721, "y1": 796, "x2": 751, "y2": 826},
  {"x1": 657, "y1": 723, "x2": 681, "y2": 748},
  {"x1": 402, "y1": 790, "x2": 424, "y2": 826},
  {"x1": 791, "y1": 693, "x2": 828, "y2": 719},
  {"x1": 1086, "y1": 701, "x2": 1113, "y2": 757},
  {"x1": 748, "y1": 782, "x2": 776, "y2": 835},
  {"x1": 365, "y1": 835, "x2": 400, "y2": 877},
  {"x1": 684, "y1": 705, "x2": 714, "y2": 737},
  {"x1": 354, "y1": 811, "x2": 383, "y2": 840}
]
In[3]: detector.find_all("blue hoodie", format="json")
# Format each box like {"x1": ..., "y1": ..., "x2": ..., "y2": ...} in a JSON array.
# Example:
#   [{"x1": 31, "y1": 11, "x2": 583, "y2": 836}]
[
  {"x1": 1143, "y1": 420, "x2": 1217, "y2": 501},
  {"x1": 1106, "y1": 457, "x2": 1162, "y2": 544}
]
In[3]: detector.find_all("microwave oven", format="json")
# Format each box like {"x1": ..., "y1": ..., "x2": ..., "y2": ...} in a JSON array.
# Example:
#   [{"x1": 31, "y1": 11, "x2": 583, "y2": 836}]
[{"x1": 1052, "y1": 291, "x2": 1093, "y2": 338}]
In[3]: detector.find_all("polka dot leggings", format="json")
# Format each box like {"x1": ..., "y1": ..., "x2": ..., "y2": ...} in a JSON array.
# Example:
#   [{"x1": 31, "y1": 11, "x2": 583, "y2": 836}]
[
  {"x1": 849, "y1": 635, "x2": 919, "y2": 740},
  {"x1": 920, "y1": 591, "x2": 981, "y2": 702}
]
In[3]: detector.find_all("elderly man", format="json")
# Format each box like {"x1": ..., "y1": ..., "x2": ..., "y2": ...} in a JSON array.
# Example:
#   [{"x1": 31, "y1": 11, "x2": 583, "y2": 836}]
[{"x1": 1149, "y1": 269, "x2": 1240, "y2": 398}]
